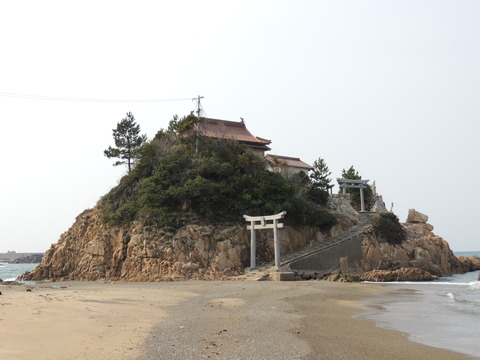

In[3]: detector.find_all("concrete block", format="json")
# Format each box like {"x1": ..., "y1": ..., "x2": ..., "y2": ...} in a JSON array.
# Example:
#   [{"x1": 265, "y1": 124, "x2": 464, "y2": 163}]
[{"x1": 270, "y1": 272, "x2": 296, "y2": 281}]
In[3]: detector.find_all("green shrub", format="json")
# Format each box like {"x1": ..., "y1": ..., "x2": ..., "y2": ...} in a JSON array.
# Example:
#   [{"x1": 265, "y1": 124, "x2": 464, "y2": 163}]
[
  {"x1": 100, "y1": 128, "x2": 338, "y2": 232},
  {"x1": 306, "y1": 187, "x2": 329, "y2": 207},
  {"x1": 372, "y1": 212, "x2": 406, "y2": 245}
]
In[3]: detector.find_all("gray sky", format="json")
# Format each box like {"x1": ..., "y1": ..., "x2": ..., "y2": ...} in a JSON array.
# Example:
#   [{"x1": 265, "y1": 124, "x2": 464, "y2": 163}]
[{"x1": 1, "y1": 1, "x2": 479, "y2": 252}]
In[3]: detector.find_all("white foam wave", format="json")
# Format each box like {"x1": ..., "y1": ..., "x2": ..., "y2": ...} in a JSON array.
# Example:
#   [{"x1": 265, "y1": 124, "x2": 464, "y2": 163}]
[
  {"x1": 468, "y1": 282, "x2": 480, "y2": 290},
  {"x1": 363, "y1": 281, "x2": 472, "y2": 286}
]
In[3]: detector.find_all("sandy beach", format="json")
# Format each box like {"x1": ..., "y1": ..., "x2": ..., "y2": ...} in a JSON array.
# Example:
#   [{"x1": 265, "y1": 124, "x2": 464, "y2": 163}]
[{"x1": 0, "y1": 280, "x2": 469, "y2": 360}]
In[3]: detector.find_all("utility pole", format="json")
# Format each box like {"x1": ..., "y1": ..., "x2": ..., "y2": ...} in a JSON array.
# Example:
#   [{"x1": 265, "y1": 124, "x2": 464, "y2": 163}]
[
  {"x1": 193, "y1": 95, "x2": 204, "y2": 153},
  {"x1": 194, "y1": 95, "x2": 204, "y2": 117}
]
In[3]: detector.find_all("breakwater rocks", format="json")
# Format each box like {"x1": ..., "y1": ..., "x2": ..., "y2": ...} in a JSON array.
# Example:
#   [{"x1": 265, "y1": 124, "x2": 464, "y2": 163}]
[
  {"x1": 22, "y1": 207, "x2": 354, "y2": 282},
  {"x1": 0, "y1": 252, "x2": 43, "y2": 263},
  {"x1": 12, "y1": 254, "x2": 44, "y2": 264}
]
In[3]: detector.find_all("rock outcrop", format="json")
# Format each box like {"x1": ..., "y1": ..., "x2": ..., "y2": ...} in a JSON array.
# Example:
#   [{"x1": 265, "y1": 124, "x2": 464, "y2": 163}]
[
  {"x1": 358, "y1": 268, "x2": 438, "y2": 282},
  {"x1": 327, "y1": 194, "x2": 358, "y2": 217},
  {"x1": 406, "y1": 209, "x2": 434, "y2": 231},
  {"x1": 407, "y1": 209, "x2": 428, "y2": 223},
  {"x1": 456, "y1": 255, "x2": 480, "y2": 272},
  {"x1": 357, "y1": 225, "x2": 466, "y2": 277},
  {"x1": 370, "y1": 195, "x2": 388, "y2": 213},
  {"x1": 23, "y1": 206, "x2": 351, "y2": 282},
  {"x1": 349, "y1": 210, "x2": 480, "y2": 281}
]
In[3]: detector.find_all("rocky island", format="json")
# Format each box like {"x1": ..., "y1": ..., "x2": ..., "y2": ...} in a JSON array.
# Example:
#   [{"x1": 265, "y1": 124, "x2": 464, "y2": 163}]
[{"x1": 22, "y1": 115, "x2": 480, "y2": 282}]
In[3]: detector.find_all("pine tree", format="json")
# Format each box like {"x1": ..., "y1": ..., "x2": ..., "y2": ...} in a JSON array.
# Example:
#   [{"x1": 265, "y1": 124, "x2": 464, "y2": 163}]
[
  {"x1": 104, "y1": 112, "x2": 147, "y2": 173},
  {"x1": 310, "y1": 158, "x2": 333, "y2": 192},
  {"x1": 341, "y1": 165, "x2": 360, "y2": 181}
]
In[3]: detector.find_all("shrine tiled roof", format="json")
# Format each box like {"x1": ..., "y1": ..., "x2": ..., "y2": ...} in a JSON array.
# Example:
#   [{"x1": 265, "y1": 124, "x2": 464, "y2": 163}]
[
  {"x1": 198, "y1": 118, "x2": 271, "y2": 148},
  {"x1": 265, "y1": 154, "x2": 313, "y2": 170}
]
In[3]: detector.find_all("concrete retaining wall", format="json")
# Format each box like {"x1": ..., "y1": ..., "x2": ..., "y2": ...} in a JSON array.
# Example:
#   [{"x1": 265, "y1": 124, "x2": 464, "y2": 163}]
[{"x1": 288, "y1": 235, "x2": 364, "y2": 272}]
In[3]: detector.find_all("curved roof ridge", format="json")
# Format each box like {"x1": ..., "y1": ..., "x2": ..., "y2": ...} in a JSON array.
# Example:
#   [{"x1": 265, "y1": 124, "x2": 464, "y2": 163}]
[
  {"x1": 203, "y1": 117, "x2": 245, "y2": 127},
  {"x1": 199, "y1": 117, "x2": 271, "y2": 145},
  {"x1": 267, "y1": 154, "x2": 301, "y2": 161}
]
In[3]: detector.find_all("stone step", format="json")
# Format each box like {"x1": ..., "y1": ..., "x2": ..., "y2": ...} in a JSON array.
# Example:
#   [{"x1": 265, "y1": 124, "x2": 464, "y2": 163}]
[{"x1": 260, "y1": 218, "x2": 373, "y2": 268}]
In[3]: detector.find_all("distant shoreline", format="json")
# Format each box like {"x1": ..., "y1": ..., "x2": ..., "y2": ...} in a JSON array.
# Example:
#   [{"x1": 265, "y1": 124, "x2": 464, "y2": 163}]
[{"x1": 0, "y1": 252, "x2": 43, "y2": 263}]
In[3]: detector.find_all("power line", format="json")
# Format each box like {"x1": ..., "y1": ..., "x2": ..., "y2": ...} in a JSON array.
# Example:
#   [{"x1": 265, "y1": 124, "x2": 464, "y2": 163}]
[{"x1": 0, "y1": 91, "x2": 192, "y2": 103}]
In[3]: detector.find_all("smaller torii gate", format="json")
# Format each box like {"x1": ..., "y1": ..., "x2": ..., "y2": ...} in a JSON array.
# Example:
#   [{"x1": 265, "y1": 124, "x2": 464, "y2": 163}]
[
  {"x1": 243, "y1": 211, "x2": 286, "y2": 269},
  {"x1": 337, "y1": 178, "x2": 370, "y2": 212}
]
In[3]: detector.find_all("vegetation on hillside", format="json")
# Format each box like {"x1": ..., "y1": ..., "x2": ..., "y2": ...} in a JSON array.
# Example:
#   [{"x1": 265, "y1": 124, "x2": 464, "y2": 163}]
[
  {"x1": 100, "y1": 115, "x2": 337, "y2": 231},
  {"x1": 371, "y1": 212, "x2": 406, "y2": 245}
]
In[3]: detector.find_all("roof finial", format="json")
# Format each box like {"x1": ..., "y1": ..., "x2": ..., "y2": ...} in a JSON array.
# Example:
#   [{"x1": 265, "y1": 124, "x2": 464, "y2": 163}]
[{"x1": 240, "y1": 117, "x2": 244, "y2": 123}]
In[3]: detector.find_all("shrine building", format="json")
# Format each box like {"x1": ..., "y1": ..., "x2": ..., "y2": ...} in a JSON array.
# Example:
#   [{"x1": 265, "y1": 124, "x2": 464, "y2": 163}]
[{"x1": 196, "y1": 117, "x2": 312, "y2": 176}]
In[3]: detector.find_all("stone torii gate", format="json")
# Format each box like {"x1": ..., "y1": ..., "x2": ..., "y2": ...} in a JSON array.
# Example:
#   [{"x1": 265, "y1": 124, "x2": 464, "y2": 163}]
[
  {"x1": 243, "y1": 211, "x2": 286, "y2": 269},
  {"x1": 337, "y1": 178, "x2": 370, "y2": 212}
]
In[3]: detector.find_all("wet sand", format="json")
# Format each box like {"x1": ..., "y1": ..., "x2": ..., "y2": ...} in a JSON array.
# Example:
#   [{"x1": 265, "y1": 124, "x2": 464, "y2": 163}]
[{"x1": 0, "y1": 281, "x2": 469, "y2": 360}]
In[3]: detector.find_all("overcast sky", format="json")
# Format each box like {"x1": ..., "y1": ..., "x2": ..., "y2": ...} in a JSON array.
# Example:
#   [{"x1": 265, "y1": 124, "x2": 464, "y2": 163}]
[{"x1": 1, "y1": 1, "x2": 479, "y2": 253}]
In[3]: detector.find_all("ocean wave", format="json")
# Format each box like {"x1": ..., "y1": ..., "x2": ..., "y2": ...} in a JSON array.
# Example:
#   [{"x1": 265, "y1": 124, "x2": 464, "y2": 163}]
[
  {"x1": 363, "y1": 281, "x2": 473, "y2": 286},
  {"x1": 451, "y1": 296, "x2": 480, "y2": 307},
  {"x1": 468, "y1": 282, "x2": 480, "y2": 290},
  {"x1": 444, "y1": 288, "x2": 480, "y2": 307}
]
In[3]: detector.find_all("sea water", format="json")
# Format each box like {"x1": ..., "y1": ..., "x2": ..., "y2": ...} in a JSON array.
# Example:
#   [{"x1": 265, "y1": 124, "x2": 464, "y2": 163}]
[
  {"x1": 359, "y1": 251, "x2": 480, "y2": 358},
  {"x1": 0, "y1": 262, "x2": 38, "y2": 282}
]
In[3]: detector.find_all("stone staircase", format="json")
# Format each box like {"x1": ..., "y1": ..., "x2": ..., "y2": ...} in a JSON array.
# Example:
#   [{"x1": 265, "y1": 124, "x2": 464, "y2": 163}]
[
  {"x1": 278, "y1": 212, "x2": 373, "y2": 269},
  {"x1": 239, "y1": 212, "x2": 373, "y2": 280}
]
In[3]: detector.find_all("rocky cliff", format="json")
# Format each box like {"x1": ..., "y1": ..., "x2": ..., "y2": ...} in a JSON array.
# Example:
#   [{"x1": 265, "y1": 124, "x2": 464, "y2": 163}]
[
  {"x1": 23, "y1": 206, "x2": 355, "y2": 281},
  {"x1": 356, "y1": 225, "x2": 465, "y2": 277},
  {"x1": 23, "y1": 205, "x2": 478, "y2": 282},
  {"x1": 336, "y1": 209, "x2": 479, "y2": 281}
]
